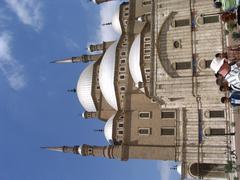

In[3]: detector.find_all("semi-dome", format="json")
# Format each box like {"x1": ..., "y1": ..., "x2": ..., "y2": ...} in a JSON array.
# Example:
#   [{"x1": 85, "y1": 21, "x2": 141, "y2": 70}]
[
  {"x1": 177, "y1": 164, "x2": 182, "y2": 174},
  {"x1": 104, "y1": 114, "x2": 115, "y2": 144},
  {"x1": 99, "y1": 41, "x2": 118, "y2": 110},
  {"x1": 76, "y1": 63, "x2": 97, "y2": 112},
  {"x1": 129, "y1": 34, "x2": 143, "y2": 87},
  {"x1": 112, "y1": 7, "x2": 122, "y2": 34}
]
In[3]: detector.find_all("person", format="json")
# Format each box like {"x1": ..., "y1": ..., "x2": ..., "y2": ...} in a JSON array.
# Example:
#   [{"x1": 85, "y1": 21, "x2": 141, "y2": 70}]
[
  {"x1": 221, "y1": 90, "x2": 240, "y2": 106},
  {"x1": 214, "y1": 0, "x2": 239, "y2": 12},
  {"x1": 219, "y1": 84, "x2": 233, "y2": 91},
  {"x1": 211, "y1": 53, "x2": 240, "y2": 89}
]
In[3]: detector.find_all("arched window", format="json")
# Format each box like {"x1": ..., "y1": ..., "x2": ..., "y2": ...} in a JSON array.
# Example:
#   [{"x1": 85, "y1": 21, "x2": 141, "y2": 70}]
[{"x1": 189, "y1": 163, "x2": 226, "y2": 178}]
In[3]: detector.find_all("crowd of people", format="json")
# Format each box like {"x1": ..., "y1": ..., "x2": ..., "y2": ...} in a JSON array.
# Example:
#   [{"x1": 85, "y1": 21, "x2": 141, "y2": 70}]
[
  {"x1": 210, "y1": 0, "x2": 240, "y2": 107},
  {"x1": 211, "y1": 53, "x2": 240, "y2": 106}
]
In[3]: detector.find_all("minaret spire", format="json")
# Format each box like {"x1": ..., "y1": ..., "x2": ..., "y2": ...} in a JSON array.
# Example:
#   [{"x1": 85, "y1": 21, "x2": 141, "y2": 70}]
[
  {"x1": 41, "y1": 144, "x2": 124, "y2": 160},
  {"x1": 102, "y1": 22, "x2": 112, "y2": 26},
  {"x1": 51, "y1": 54, "x2": 102, "y2": 64},
  {"x1": 41, "y1": 146, "x2": 81, "y2": 154},
  {"x1": 67, "y1": 88, "x2": 76, "y2": 93}
]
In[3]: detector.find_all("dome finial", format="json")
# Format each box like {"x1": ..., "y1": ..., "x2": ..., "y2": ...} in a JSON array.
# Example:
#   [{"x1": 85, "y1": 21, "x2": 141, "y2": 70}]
[
  {"x1": 67, "y1": 88, "x2": 76, "y2": 93},
  {"x1": 102, "y1": 22, "x2": 112, "y2": 26},
  {"x1": 94, "y1": 129, "x2": 104, "y2": 132}
]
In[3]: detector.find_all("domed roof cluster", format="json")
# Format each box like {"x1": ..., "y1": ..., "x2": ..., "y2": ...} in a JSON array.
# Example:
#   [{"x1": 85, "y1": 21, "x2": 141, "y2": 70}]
[{"x1": 76, "y1": 7, "x2": 144, "y2": 144}]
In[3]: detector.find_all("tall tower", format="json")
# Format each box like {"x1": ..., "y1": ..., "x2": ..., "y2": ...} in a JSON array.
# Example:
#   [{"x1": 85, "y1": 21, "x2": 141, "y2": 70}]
[
  {"x1": 42, "y1": 144, "x2": 123, "y2": 160},
  {"x1": 90, "y1": 0, "x2": 113, "y2": 4},
  {"x1": 51, "y1": 54, "x2": 102, "y2": 64}
]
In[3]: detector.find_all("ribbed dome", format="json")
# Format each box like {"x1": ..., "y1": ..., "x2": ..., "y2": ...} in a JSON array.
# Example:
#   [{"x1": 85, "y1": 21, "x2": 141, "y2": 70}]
[
  {"x1": 177, "y1": 164, "x2": 182, "y2": 174},
  {"x1": 104, "y1": 114, "x2": 115, "y2": 144},
  {"x1": 112, "y1": 6, "x2": 122, "y2": 34},
  {"x1": 76, "y1": 63, "x2": 97, "y2": 112},
  {"x1": 99, "y1": 41, "x2": 118, "y2": 110},
  {"x1": 129, "y1": 34, "x2": 143, "y2": 87}
]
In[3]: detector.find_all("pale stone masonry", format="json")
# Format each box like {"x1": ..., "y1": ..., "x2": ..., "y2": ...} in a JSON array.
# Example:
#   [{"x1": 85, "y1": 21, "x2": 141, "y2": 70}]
[{"x1": 47, "y1": 0, "x2": 235, "y2": 179}]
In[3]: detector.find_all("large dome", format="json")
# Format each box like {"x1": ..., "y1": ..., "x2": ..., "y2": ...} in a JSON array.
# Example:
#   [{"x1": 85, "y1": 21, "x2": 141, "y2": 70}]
[
  {"x1": 104, "y1": 114, "x2": 115, "y2": 144},
  {"x1": 99, "y1": 41, "x2": 118, "y2": 110},
  {"x1": 112, "y1": 7, "x2": 122, "y2": 34},
  {"x1": 129, "y1": 34, "x2": 143, "y2": 87},
  {"x1": 76, "y1": 63, "x2": 97, "y2": 112}
]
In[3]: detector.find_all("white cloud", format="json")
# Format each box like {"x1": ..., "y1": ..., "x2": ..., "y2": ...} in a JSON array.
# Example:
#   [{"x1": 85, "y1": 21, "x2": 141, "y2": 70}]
[
  {"x1": 64, "y1": 37, "x2": 80, "y2": 51},
  {"x1": 0, "y1": 32, "x2": 26, "y2": 90},
  {"x1": 4, "y1": 0, "x2": 43, "y2": 31},
  {"x1": 97, "y1": 1, "x2": 121, "y2": 42}
]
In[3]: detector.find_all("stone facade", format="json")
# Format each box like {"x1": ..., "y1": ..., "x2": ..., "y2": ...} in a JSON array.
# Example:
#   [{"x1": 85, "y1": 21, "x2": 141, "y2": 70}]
[{"x1": 49, "y1": 1, "x2": 233, "y2": 179}]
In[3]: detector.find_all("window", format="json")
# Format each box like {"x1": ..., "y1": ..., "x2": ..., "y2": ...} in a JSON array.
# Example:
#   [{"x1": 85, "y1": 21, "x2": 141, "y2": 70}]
[
  {"x1": 144, "y1": 55, "x2": 150, "y2": 60},
  {"x1": 118, "y1": 130, "x2": 123, "y2": 134},
  {"x1": 124, "y1": 12, "x2": 129, "y2": 17},
  {"x1": 119, "y1": 74, "x2": 125, "y2": 80},
  {"x1": 161, "y1": 111, "x2": 176, "y2": 119},
  {"x1": 96, "y1": 85, "x2": 100, "y2": 89},
  {"x1": 161, "y1": 128, "x2": 175, "y2": 135},
  {"x1": 209, "y1": 110, "x2": 225, "y2": 118},
  {"x1": 120, "y1": 59, "x2": 126, "y2": 64},
  {"x1": 209, "y1": 128, "x2": 225, "y2": 136},
  {"x1": 144, "y1": 37, "x2": 151, "y2": 42},
  {"x1": 203, "y1": 16, "x2": 219, "y2": 24},
  {"x1": 138, "y1": 128, "x2": 151, "y2": 135},
  {"x1": 119, "y1": 67, "x2": 126, "y2": 72},
  {"x1": 173, "y1": 40, "x2": 181, "y2": 48},
  {"x1": 120, "y1": 86, "x2": 126, "y2": 92},
  {"x1": 139, "y1": 112, "x2": 152, "y2": 119},
  {"x1": 175, "y1": 62, "x2": 192, "y2": 70},
  {"x1": 121, "y1": 51, "x2": 126, "y2": 56},
  {"x1": 205, "y1": 60, "x2": 212, "y2": 68},
  {"x1": 144, "y1": 49, "x2": 151, "y2": 54},
  {"x1": 145, "y1": 68, "x2": 151, "y2": 73},
  {"x1": 142, "y1": 1, "x2": 151, "y2": 5},
  {"x1": 119, "y1": 123, "x2": 124, "y2": 128},
  {"x1": 175, "y1": 19, "x2": 190, "y2": 27}
]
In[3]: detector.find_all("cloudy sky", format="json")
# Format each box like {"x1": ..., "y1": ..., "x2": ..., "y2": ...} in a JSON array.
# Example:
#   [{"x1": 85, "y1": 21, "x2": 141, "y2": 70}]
[{"x1": 0, "y1": 0, "x2": 181, "y2": 179}]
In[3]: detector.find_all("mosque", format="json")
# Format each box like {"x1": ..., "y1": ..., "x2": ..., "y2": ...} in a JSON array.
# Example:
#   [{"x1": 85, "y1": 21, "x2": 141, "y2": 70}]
[{"x1": 44, "y1": 0, "x2": 235, "y2": 179}]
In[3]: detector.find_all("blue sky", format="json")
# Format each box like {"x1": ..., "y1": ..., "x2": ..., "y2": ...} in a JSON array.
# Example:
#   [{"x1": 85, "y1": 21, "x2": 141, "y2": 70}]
[{"x1": 0, "y1": 0, "x2": 181, "y2": 179}]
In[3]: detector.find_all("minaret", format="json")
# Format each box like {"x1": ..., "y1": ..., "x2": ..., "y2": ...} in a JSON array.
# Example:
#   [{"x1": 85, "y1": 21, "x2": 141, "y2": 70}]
[
  {"x1": 90, "y1": 0, "x2": 113, "y2": 4},
  {"x1": 87, "y1": 41, "x2": 114, "y2": 53},
  {"x1": 42, "y1": 144, "x2": 124, "y2": 160},
  {"x1": 51, "y1": 54, "x2": 102, "y2": 64}
]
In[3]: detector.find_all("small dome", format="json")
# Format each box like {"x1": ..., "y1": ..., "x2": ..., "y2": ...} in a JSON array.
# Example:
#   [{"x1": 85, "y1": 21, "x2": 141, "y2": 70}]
[
  {"x1": 177, "y1": 164, "x2": 182, "y2": 174},
  {"x1": 129, "y1": 34, "x2": 144, "y2": 87},
  {"x1": 76, "y1": 63, "x2": 97, "y2": 112},
  {"x1": 112, "y1": 7, "x2": 122, "y2": 34},
  {"x1": 99, "y1": 41, "x2": 118, "y2": 110},
  {"x1": 104, "y1": 114, "x2": 115, "y2": 144}
]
